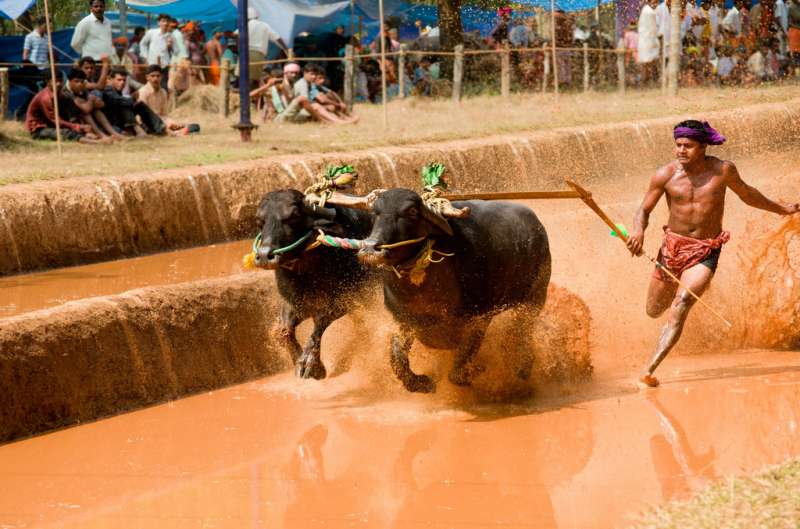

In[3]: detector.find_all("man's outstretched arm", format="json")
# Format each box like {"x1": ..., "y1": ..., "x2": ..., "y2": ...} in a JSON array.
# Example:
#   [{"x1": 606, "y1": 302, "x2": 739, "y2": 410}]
[
  {"x1": 725, "y1": 161, "x2": 800, "y2": 215},
  {"x1": 628, "y1": 166, "x2": 669, "y2": 255}
]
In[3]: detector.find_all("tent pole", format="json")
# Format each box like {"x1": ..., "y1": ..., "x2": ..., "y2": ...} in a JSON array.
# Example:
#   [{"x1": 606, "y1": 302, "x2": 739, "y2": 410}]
[
  {"x1": 43, "y1": 0, "x2": 62, "y2": 157},
  {"x1": 349, "y1": 0, "x2": 355, "y2": 40},
  {"x1": 550, "y1": 0, "x2": 559, "y2": 95},
  {"x1": 234, "y1": 0, "x2": 256, "y2": 141},
  {"x1": 379, "y1": 0, "x2": 387, "y2": 130},
  {"x1": 119, "y1": 0, "x2": 127, "y2": 37}
]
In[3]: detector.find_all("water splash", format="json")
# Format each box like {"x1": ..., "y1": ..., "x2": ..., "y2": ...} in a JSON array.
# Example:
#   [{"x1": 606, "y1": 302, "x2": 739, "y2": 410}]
[
  {"x1": 506, "y1": 140, "x2": 527, "y2": 176},
  {"x1": 187, "y1": 175, "x2": 211, "y2": 242},
  {"x1": 281, "y1": 163, "x2": 299, "y2": 183},
  {"x1": 579, "y1": 130, "x2": 599, "y2": 168},
  {"x1": 0, "y1": 207, "x2": 22, "y2": 272},
  {"x1": 202, "y1": 173, "x2": 230, "y2": 240}
]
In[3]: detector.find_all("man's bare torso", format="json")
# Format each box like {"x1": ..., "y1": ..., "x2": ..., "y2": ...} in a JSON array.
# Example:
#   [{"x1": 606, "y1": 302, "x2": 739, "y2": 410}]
[{"x1": 658, "y1": 156, "x2": 729, "y2": 239}]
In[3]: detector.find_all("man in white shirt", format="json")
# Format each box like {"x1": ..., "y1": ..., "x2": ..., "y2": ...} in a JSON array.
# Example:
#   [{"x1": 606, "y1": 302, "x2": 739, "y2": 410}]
[
  {"x1": 247, "y1": 7, "x2": 288, "y2": 86},
  {"x1": 722, "y1": 1, "x2": 742, "y2": 34},
  {"x1": 638, "y1": 0, "x2": 661, "y2": 78},
  {"x1": 140, "y1": 14, "x2": 175, "y2": 67},
  {"x1": 656, "y1": 0, "x2": 671, "y2": 55},
  {"x1": 70, "y1": 0, "x2": 113, "y2": 60}
]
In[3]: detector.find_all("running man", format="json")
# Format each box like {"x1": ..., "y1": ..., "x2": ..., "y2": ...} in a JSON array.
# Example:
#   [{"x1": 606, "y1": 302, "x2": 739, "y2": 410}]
[{"x1": 627, "y1": 120, "x2": 799, "y2": 387}]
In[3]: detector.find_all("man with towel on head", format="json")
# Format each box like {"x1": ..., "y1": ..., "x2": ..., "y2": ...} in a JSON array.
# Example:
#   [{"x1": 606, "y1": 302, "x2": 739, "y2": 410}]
[{"x1": 626, "y1": 120, "x2": 799, "y2": 387}]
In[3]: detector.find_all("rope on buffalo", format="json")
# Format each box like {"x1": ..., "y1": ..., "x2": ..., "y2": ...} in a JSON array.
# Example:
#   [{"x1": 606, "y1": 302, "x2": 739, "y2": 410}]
[
  {"x1": 391, "y1": 239, "x2": 454, "y2": 286},
  {"x1": 420, "y1": 163, "x2": 470, "y2": 219},
  {"x1": 242, "y1": 231, "x2": 315, "y2": 269},
  {"x1": 304, "y1": 165, "x2": 358, "y2": 208}
]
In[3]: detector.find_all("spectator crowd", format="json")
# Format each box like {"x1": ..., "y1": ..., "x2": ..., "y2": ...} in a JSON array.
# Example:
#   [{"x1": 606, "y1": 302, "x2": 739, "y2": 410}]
[{"x1": 16, "y1": 0, "x2": 800, "y2": 143}]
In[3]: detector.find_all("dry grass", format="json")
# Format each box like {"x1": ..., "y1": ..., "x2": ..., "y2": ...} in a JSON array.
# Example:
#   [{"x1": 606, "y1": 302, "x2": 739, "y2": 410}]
[
  {"x1": 632, "y1": 458, "x2": 800, "y2": 529},
  {"x1": 1, "y1": 83, "x2": 798, "y2": 186}
]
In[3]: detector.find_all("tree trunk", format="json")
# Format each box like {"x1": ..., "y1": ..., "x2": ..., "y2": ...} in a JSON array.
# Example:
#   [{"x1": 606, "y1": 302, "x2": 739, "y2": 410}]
[{"x1": 437, "y1": 0, "x2": 463, "y2": 77}]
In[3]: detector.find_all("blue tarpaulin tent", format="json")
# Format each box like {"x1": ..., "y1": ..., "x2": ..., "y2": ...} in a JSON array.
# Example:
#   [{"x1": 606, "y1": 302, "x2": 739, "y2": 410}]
[{"x1": 0, "y1": 0, "x2": 34, "y2": 20}]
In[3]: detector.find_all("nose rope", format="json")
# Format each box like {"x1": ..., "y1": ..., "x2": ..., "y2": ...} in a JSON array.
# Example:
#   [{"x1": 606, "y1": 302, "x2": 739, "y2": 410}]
[{"x1": 312, "y1": 232, "x2": 427, "y2": 251}]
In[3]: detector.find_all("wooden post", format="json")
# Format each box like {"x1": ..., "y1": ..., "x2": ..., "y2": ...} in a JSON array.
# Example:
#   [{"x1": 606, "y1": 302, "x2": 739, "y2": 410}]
[
  {"x1": 660, "y1": 37, "x2": 667, "y2": 94},
  {"x1": 452, "y1": 44, "x2": 463, "y2": 103},
  {"x1": 0, "y1": 68, "x2": 8, "y2": 120},
  {"x1": 500, "y1": 42, "x2": 511, "y2": 98},
  {"x1": 582, "y1": 41, "x2": 589, "y2": 91},
  {"x1": 43, "y1": 0, "x2": 61, "y2": 156},
  {"x1": 220, "y1": 58, "x2": 231, "y2": 117},
  {"x1": 541, "y1": 43, "x2": 549, "y2": 92},
  {"x1": 550, "y1": 0, "x2": 559, "y2": 95},
  {"x1": 378, "y1": 0, "x2": 387, "y2": 130},
  {"x1": 398, "y1": 44, "x2": 406, "y2": 99},
  {"x1": 616, "y1": 38, "x2": 626, "y2": 94},
  {"x1": 169, "y1": 63, "x2": 178, "y2": 112},
  {"x1": 344, "y1": 44, "x2": 354, "y2": 111}
]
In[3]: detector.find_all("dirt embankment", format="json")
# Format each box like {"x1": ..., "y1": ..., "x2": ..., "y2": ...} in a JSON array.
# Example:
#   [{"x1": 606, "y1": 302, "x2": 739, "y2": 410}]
[
  {"x1": 0, "y1": 100, "x2": 798, "y2": 276},
  {"x1": 0, "y1": 276, "x2": 589, "y2": 443}
]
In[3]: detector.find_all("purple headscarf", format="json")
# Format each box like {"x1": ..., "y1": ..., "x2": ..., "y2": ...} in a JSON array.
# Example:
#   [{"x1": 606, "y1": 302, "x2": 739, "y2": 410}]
[{"x1": 673, "y1": 121, "x2": 726, "y2": 145}]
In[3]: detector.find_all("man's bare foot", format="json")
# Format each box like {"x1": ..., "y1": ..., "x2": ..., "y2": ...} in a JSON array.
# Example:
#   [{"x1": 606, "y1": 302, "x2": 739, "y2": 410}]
[{"x1": 639, "y1": 374, "x2": 660, "y2": 388}]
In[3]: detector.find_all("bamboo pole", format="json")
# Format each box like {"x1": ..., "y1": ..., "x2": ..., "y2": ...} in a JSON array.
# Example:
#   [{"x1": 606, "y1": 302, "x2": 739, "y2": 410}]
[
  {"x1": 398, "y1": 44, "x2": 406, "y2": 99},
  {"x1": 452, "y1": 44, "x2": 463, "y2": 103},
  {"x1": 565, "y1": 180, "x2": 733, "y2": 328},
  {"x1": 442, "y1": 190, "x2": 581, "y2": 201},
  {"x1": 220, "y1": 58, "x2": 230, "y2": 117},
  {"x1": 43, "y1": 0, "x2": 62, "y2": 156},
  {"x1": 582, "y1": 41, "x2": 589, "y2": 91},
  {"x1": 542, "y1": 42, "x2": 549, "y2": 92},
  {"x1": 550, "y1": 0, "x2": 559, "y2": 95},
  {"x1": 667, "y1": 0, "x2": 681, "y2": 95},
  {"x1": 0, "y1": 68, "x2": 8, "y2": 120},
  {"x1": 616, "y1": 38, "x2": 626, "y2": 94},
  {"x1": 344, "y1": 44, "x2": 354, "y2": 111},
  {"x1": 500, "y1": 42, "x2": 511, "y2": 98},
  {"x1": 378, "y1": 0, "x2": 388, "y2": 130}
]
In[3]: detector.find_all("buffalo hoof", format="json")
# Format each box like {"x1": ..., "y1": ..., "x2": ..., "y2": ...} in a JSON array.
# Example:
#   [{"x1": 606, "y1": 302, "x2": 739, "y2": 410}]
[
  {"x1": 402, "y1": 374, "x2": 436, "y2": 393},
  {"x1": 448, "y1": 363, "x2": 485, "y2": 387},
  {"x1": 296, "y1": 354, "x2": 327, "y2": 380}
]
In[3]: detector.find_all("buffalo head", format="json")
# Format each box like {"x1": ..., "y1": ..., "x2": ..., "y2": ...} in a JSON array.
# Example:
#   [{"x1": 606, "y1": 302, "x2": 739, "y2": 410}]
[
  {"x1": 254, "y1": 189, "x2": 338, "y2": 269},
  {"x1": 358, "y1": 188, "x2": 453, "y2": 266}
]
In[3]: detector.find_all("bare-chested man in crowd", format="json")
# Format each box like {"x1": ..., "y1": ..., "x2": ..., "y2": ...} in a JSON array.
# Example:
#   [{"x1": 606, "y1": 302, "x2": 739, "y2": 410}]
[{"x1": 627, "y1": 119, "x2": 799, "y2": 387}]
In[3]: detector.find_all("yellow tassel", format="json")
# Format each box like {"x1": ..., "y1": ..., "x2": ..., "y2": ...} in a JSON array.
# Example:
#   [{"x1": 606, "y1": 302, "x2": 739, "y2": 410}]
[{"x1": 242, "y1": 252, "x2": 257, "y2": 270}]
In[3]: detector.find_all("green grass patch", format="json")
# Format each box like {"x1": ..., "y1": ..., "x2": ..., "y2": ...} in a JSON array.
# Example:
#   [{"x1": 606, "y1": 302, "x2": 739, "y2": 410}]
[{"x1": 633, "y1": 458, "x2": 800, "y2": 529}]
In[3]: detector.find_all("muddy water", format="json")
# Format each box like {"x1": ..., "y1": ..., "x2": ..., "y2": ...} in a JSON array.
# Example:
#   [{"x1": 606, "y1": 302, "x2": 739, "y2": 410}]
[
  {"x1": 0, "y1": 349, "x2": 798, "y2": 529},
  {"x1": 0, "y1": 241, "x2": 248, "y2": 318}
]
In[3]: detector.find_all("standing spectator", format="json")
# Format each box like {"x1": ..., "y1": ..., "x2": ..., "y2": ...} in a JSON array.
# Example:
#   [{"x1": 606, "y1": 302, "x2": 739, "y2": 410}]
[
  {"x1": 624, "y1": 21, "x2": 639, "y2": 66},
  {"x1": 656, "y1": 0, "x2": 672, "y2": 57},
  {"x1": 638, "y1": 0, "x2": 661, "y2": 83},
  {"x1": 25, "y1": 70, "x2": 101, "y2": 144},
  {"x1": 554, "y1": 9, "x2": 574, "y2": 86},
  {"x1": 23, "y1": 17, "x2": 49, "y2": 70},
  {"x1": 141, "y1": 14, "x2": 176, "y2": 67},
  {"x1": 509, "y1": 17, "x2": 531, "y2": 48},
  {"x1": 71, "y1": 0, "x2": 113, "y2": 61},
  {"x1": 248, "y1": 7, "x2": 288, "y2": 87},
  {"x1": 170, "y1": 18, "x2": 188, "y2": 61},
  {"x1": 789, "y1": 0, "x2": 800, "y2": 74},
  {"x1": 490, "y1": 7, "x2": 512, "y2": 45},
  {"x1": 722, "y1": 0, "x2": 743, "y2": 35},
  {"x1": 320, "y1": 25, "x2": 348, "y2": 91},
  {"x1": 205, "y1": 29, "x2": 224, "y2": 85},
  {"x1": 129, "y1": 26, "x2": 146, "y2": 59}
]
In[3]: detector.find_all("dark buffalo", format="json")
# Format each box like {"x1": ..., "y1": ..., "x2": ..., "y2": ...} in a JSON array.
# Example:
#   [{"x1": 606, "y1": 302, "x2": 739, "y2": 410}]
[
  {"x1": 254, "y1": 189, "x2": 374, "y2": 379},
  {"x1": 356, "y1": 188, "x2": 551, "y2": 393}
]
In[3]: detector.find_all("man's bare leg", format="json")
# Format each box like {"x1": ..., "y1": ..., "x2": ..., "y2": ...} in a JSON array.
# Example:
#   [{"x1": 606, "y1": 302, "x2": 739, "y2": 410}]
[
  {"x1": 92, "y1": 110, "x2": 126, "y2": 141},
  {"x1": 640, "y1": 264, "x2": 714, "y2": 387}
]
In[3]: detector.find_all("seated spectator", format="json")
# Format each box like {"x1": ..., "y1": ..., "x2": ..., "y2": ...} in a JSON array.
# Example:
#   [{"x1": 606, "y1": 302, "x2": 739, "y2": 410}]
[
  {"x1": 250, "y1": 67, "x2": 286, "y2": 122},
  {"x1": 746, "y1": 42, "x2": 768, "y2": 80},
  {"x1": 274, "y1": 62, "x2": 356, "y2": 124},
  {"x1": 137, "y1": 64, "x2": 198, "y2": 135},
  {"x1": 25, "y1": 70, "x2": 105, "y2": 144},
  {"x1": 78, "y1": 56, "x2": 125, "y2": 139},
  {"x1": 413, "y1": 57, "x2": 434, "y2": 96},
  {"x1": 62, "y1": 68, "x2": 117, "y2": 142},
  {"x1": 312, "y1": 71, "x2": 354, "y2": 120},
  {"x1": 102, "y1": 67, "x2": 166, "y2": 137},
  {"x1": 716, "y1": 45, "x2": 738, "y2": 82}
]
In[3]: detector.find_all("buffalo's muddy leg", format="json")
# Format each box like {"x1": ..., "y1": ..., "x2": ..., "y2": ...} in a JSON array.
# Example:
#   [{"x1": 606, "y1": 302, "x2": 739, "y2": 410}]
[
  {"x1": 391, "y1": 326, "x2": 435, "y2": 393},
  {"x1": 296, "y1": 311, "x2": 340, "y2": 380},
  {"x1": 275, "y1": 303, "x2": 303, "y2": 364},
  {"x1": 449, "y1": 318, "x2": 490, "y2": 386}
]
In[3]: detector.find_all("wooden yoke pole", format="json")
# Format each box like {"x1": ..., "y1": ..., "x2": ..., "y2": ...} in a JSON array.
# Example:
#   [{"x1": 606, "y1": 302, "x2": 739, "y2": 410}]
[
  {"x1": 565, "y1": 180, "x2": 733, "y2": 328},
  {"x1": 43, "y1": 0, "x2": 62, "y2": 156},
  {"x1": 442, "y1": 190, "x2": 580, "y2": 201}
]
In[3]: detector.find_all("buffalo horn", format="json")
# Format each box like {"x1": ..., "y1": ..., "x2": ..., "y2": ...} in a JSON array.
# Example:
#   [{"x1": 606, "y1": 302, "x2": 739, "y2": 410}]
[
  {"x1": 302, "y1": 202, "x2": 337, "y2": 220},
  {"x1": 420, "y1": 204, "x2": 454, "y2": 236}
]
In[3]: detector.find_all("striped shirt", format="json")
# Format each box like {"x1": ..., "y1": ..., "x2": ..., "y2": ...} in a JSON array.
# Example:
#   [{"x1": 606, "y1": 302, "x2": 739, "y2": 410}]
[{"x1": 23, "y1": 30, "x2": 49, "y2": 69}]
